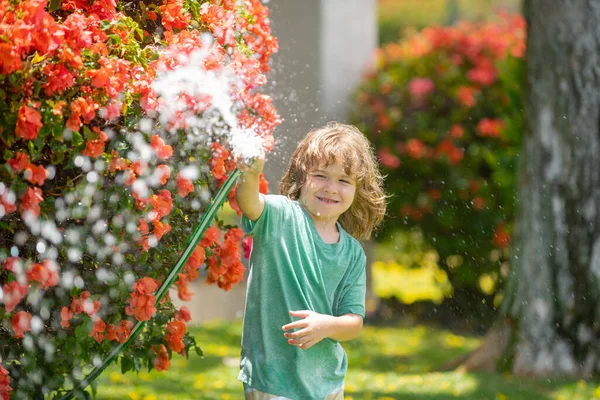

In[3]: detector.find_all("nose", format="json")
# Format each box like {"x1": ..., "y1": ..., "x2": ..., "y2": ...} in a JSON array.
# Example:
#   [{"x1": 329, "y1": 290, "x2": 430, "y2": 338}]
[{"x1": 324, "y1": 179, "x2": 337, "y2": 194}]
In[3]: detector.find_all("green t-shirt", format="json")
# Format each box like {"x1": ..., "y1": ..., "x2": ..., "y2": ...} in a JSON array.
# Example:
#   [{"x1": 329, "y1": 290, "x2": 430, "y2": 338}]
[{"x1": 238, "y1": 194, "x2": 367, "y2": 399}]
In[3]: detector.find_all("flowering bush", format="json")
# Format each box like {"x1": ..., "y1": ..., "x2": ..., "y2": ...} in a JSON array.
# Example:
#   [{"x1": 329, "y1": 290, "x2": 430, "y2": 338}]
[
  {"x1": 0, "y1": 0, "x2": 279, "y2": 398},
  {"x1": 352, "y1": 15, "x2": 525, "y2": 315}
]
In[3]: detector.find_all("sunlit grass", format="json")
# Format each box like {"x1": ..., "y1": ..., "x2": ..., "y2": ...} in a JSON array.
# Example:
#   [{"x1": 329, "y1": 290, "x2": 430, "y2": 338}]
[{"x1": 95, "y1": 319, "x2": 599, "y2": 400}]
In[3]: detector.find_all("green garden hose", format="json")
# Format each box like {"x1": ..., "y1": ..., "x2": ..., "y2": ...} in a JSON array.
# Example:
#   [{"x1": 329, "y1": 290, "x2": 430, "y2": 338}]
[{"x1": 60, "y1": 169, "x2": 241, "y2": 400}]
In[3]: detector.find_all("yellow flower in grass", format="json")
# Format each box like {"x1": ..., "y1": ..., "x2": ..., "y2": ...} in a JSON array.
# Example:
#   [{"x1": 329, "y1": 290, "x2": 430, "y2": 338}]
[
  {"x1": 142, "y1": 395, "x2": 157, "y2": 400},
  {"x1": 193, "y1": 374, "x2": 207, "y2": 389},
  {"x1": 109, "y1": 372, "x2": 121, "y2": 383},
  {"x1": 128, "y1": 393, "x2": 140, "y2": 400},
  {"x1": 496, "y1": 393, "x2": 508, "y2": 400},
  {"x1": 594, "y1": 386, "x2": 600, "y2": 399},
  {"x1": 345, "y1": 383, "x2": 358, "y2": 393},
  {"x1": 445, "y1": 333, "x2": 465, "y2": 348}
]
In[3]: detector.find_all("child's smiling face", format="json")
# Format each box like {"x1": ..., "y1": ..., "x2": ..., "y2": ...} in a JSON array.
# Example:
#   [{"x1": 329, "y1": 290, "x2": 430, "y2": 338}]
[{"x1": 299, "y1": 162, "x2": 356, "y2": 225}]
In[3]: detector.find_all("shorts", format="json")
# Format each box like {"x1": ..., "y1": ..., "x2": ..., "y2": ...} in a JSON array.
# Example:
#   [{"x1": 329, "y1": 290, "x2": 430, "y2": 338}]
[{"x1": 243, "y1": 383, "x2": 344, "y2": 400}]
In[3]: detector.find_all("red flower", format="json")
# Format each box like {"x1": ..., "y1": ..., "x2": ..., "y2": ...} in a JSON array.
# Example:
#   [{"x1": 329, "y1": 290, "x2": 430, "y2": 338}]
[
  {"x1": 109, "y1": 151, "x2": 129, "y2": 172},
  {"x1": 126, "y1": 278, "x2": 158, "y2": 321},
  {"x1": 408, "y1": 78, "x2": 434, "y2": 98},
  {"x1": 175, "y1": 306, "x2": 191, "y2": 322},
  {"x1": 20, "y1": 186, "x2": 43, "y2": 219},
  {"x1": 377, "y1": 148, "x2": 400, "y2": 170},
  {"x1": 11, "y1": 311, "x2": 32, "y2": 339},
  {"x1": 210, "y1": 142, "x2": 230, "y2": 180},
  {"x1": 476, "y1": 118, "x2": 505, "y2": 138},
  {"x1": 0, "y1": 188, "x2": 16, "y2": 216},
  {"x1": 126, "y1": 291, "x2": 156, "y2": 321},
  {"x1": 61, "y1": 306, "x2": 73, "y2": 328},
  {"x1": 405, "y1": 139, "x2": 426, "y2": 159},
  {"x1": 467, "y1": 58, "x2": 497, "y2": 86},
  {"x1": 82, "y1": 140, "x2": 105, "y2": 158},
  {"x1": 153, "y1": 344, "x2": 171, "y2": 372},
  {"x1": 150, "y1": 135, "x2": 173, "y2": 160},
  {"x1": 175, "y1": 172, "x2": 194, "y2": 198},
  {"x1": 200, "y1": 225, "x2": 221, "y2": 247},
  {"x1": 449, "y1": 124, "x2": 464, "y2": 139},
  {"x1": 134, "y1": 277, "x2": 158, "y2": 295},
  {"x1": 89, "y1": 318, "x2": 106, "y2": 343},
  {"x1": 165, "y1": 319, "x2": 186, "y2": 352},
  {"x1": 472, "y1": 196, "x2": 486, "y2": 210},
  {"x1": 26, "y1": 260, "x2": 59, "y2": 289},
  {"x1": 106, "y1": 320, "x2": 134, "y2": 343},
  {"x1": 435, "y1": 140, "x2": 464, "y2": 165},
  {"x1": 176, "y1": 278, "x2": 193, "y2": 301},
  {"x1": 24, "y1": 164, "x2": 48, "y2": 186},
  {"x1": 156, "y1": 164, "x2": 171, "y2": 185},
  {"x1": 2, "y1": 257, "x2": 22, "y2": 275},
  {"x1": 8, "y1": 152, "x2": 29, "y2": 172},
  {"x1": 159, "y1": 0, "x2": 191, "y2": 31},
  {"x1": 152, "y1": 220, "x2": 171, "y2": 241},
  {"x1": 456, "y1": 86, "x2": 478, "y2": 108},
  {"x1": 0, "y1": 362, "x2": 12, "y2": 400},
  {"x1": 494, "y1": 224, "x2": 511, "y2": 248},
  {"x1": 0, "y1": 42, "x2": 22, "y2": 75},
  {"x1": 16, "y1": 104, "x2": 42, "y2": 140},
  {"x1": 185, "y1": 245, "x2": 206, "y2": 270},
  {"x1": 2, "y1": 282, "x2": 28, "y2": 313},
  {"x1": 43, "y1": 63, "x2": 76, "y2": 96},
  {"x1": 148, "y1": 190, "x2": 173, "y2": 220},
  {"x1": 259, "y1": 172, "x2": 269, "y2": 194}
]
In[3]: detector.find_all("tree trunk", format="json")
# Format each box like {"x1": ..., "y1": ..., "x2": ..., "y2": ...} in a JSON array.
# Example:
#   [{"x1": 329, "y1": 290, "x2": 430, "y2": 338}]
[{"x1": 496, "y1": 0, "x2": 600, "y2": 377}]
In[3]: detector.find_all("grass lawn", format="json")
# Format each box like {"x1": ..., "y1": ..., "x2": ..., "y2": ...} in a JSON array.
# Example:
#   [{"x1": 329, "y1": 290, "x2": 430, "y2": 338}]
[{"x1": 95, "y1": 320, "x2": 600, "y2": 400}]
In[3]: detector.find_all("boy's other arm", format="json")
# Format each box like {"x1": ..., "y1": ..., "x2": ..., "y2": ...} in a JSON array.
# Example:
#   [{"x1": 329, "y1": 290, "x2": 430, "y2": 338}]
[
  {"x1": 324, "y1": 313, "x2": 363, "y2": 342},
  {"x1": 235, "y1": 157, "x2": 265, "y2": 222},
  {"x1": 283, "y1": 310, "x2": 363, "y2": 350}
]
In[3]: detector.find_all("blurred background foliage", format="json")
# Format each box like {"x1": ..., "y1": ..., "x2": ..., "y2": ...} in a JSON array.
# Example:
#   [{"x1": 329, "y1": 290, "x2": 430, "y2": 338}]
[
  {"x1": 379, "y1": 0, "x2": 521, "y2": 44},
  {"x1": 361, "y1": 0, "x2": 525, "y2": 330}
]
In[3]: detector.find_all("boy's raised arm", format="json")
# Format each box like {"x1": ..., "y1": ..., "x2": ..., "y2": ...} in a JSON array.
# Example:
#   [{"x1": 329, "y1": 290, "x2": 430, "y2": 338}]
[{"x1": 235, "y1": 157, "x2": 265, "y2": 222}]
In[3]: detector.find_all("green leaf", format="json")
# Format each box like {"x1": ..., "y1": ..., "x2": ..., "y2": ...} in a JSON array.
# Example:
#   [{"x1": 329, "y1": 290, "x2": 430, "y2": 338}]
[
  {"x1": 48, "y1": 0, "x2": 61, "y2": 11},
  {"x1": 71, "y1": 131, "x2": 84, "y2": 147},
  {"x1": 194, "y1": 345, "x2": 203, "y2": 357},
  {"x1": 100, "y1": 20, "x2": 111, "y2": 30},
  {"x1": 121, "y1": 355, "x2": 134, "y2": 374}
]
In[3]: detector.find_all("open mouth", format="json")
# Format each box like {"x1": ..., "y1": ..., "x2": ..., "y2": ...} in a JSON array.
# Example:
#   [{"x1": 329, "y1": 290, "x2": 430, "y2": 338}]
[{"x1": 316, "y1": 196, "x2": 339, "y2": 204}]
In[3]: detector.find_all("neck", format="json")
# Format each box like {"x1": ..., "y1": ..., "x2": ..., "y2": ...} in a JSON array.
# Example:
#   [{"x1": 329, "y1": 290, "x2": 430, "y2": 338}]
[{"x1": 309, "y1": 214, "x2": 340, "y2": 243}]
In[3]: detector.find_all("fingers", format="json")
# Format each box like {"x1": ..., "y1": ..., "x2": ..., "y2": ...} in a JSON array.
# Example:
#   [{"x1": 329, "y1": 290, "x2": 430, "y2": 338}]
[
  {"x1": 282, "y1": 320, "x2": 305, "y2": 331},
  {"x1": 284, "y1": 328, "x2": 308, "y2": 339},
  {"x1": 287, "y1": 335, "x2": 309, "y2": 346},
  {"x1": 289, "y1": 310, "x2": 311, "y2": 318},
  {"x1": 235, "y1": 156, "x2": 264, "y2": 174},
  {"x1": 298, "y1": 341, "x2": 315, "y2": 350}
]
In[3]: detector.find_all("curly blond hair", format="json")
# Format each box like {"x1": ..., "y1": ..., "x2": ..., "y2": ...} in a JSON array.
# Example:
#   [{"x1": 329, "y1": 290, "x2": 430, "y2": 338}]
[{"x1": 279, "y1": 122, "x2": 387, "y2": 240}]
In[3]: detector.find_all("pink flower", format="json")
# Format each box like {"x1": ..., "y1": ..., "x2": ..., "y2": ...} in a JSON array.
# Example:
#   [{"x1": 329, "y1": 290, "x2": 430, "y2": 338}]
[
  {"x1": 408, "y1": 78, "x2": 435, "y2": 98},
  {"x1": 11, "y1": 311, "x2": 32, "y2": 339},
  {"x1": 242, "y1": 236, "x2": 253, "y2": 259},
  {"x1": 377, "y1": 148, "x2": 401, "y2": 170}
]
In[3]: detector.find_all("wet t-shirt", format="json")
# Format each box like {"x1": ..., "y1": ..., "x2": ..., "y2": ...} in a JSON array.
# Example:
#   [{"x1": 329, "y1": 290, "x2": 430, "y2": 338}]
[{"x1": 238, "y1": 195, "x2": 366, "y2": 400}]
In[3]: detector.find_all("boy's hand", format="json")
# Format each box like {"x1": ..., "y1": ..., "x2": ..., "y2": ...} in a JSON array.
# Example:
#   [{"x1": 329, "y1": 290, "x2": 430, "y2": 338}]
[
  {"x1": 236, "y1": 156, "x2": 264, "y2": 176},
  {"x1": 282, "y1": 310, "x2": 334, "y2": 350}
]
